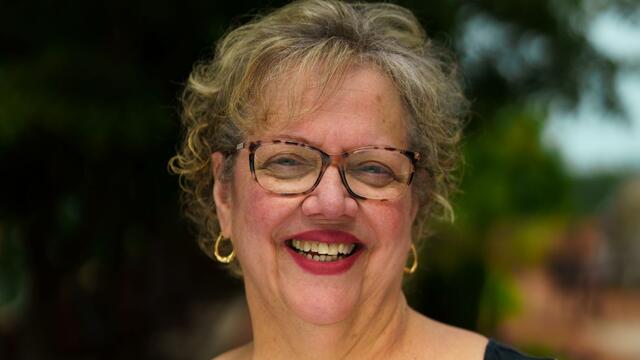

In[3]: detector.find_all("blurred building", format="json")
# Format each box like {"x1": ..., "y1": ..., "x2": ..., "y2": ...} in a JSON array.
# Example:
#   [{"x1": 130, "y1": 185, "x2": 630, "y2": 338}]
[
  {"x1": 499, "y1": 175, "x2": 640, "y2": 360},
  {"x1": 601, "y1": 177, "x2": 640, "y2": 288}
]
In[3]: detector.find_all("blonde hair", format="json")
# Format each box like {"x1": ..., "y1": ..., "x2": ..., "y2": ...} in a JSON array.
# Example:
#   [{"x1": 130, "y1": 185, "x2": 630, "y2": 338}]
[{"x1": 169, "y1": 0, "x2": 467, "y2": 267}]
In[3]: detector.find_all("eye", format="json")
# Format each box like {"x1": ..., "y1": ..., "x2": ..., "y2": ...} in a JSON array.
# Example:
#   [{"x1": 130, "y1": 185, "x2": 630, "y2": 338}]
[
  {"x1": 257, "y1": 153, "x2": 317, "y2": 179},
  {"x1": 349, "y1": 161, "x2": 397, "y2": 187},
  {"x1": 355, "y1": 163, "x2": 393, "y2": 175},
  {"x1": 262, "y1": 154, "x2": 308, "y2": 168}
]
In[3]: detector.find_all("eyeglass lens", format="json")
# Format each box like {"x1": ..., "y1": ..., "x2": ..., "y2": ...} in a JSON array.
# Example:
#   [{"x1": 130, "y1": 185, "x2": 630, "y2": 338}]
[{"x1": 252, "y1": 143, "x2": 414, "y2": 200}]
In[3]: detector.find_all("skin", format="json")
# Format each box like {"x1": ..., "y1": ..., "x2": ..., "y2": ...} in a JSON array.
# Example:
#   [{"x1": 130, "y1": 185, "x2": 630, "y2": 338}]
[{"x1": 212, "y1": 65, "x2": 487, "y2": 359}]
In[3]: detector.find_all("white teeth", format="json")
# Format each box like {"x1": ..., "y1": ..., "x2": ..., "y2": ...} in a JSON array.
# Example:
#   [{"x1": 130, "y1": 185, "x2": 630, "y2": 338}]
[
  {"x1": 345, "y1": 244, "x2": 355, "y2": 254},
  {"x1": 328, "y1": 243, "x2": 338, "y2": 256},
  {"x1": 290, "y1": 239, "x2": 357, "y2": 261},
  {"x1": 337, "y1": 243, "x2": 354, "y2": 255}
]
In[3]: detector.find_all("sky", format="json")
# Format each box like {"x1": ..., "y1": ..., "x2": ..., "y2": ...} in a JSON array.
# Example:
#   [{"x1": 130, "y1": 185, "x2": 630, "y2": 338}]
[{"x1": 543, "y1": 10, "x2": 640, "y2": 175}]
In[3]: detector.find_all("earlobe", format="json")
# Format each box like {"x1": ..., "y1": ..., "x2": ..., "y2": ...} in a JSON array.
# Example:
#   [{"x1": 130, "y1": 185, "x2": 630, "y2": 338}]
[{"x1": 211, "y1": 152, "x2": 232, "y2": 237}]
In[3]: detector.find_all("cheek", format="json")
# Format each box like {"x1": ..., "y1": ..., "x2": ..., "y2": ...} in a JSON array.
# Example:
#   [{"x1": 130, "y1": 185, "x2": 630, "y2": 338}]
[
  {"x1": 369, "y1": 198, "x2": 415, "y2": 239},
  {"x1": 231, "y1": 178, "x2": 269, "y2": 239},
  {"x1": 229, "y1": 175, "x2": 294, "y2": 264},
  {"x1": 362, "y1": 198, "x2": 415, "y2": 274},
  {"x1": 231, "y1": 191, "x2": 271, "y2": 280},
  {"x1": 230, "y1": 162, "x2": 274, "y2": 229},
  {"x1": 236, "y1": 187, "x2": 271, "y2": 231}
]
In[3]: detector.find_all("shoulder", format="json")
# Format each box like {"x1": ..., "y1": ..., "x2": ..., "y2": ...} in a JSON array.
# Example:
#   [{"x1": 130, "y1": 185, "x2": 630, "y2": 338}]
[
  {"x1": 405, "y1": 309, "x2": 488, "y2": 360},
  {"x1": 484, "y1": 339, "x2": 555, "y2": 360},
  {"x1": 211, "y1": 342, "x2": 253, "y2": 360}
]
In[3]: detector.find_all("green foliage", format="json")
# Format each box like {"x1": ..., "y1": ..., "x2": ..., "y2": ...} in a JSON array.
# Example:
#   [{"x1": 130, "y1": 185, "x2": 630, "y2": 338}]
[
  {"x1": 477, "y1": 269, "x2": 522, "y2": 332},
  {"x1": 408, "y1": 104, "x2": 574, "y2": 334},
  {"x1": 458, "y1": 106, "x2": 573, "y2": 230}
]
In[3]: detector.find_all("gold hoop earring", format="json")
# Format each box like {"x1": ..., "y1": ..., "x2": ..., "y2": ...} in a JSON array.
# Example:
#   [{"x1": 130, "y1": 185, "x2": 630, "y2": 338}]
[
  {"x1": 214, "y1": 233, "x2": 236, "y2": 264},
  {"x1": 404, "y1": 243, "x2": 418, "y2": 274}
]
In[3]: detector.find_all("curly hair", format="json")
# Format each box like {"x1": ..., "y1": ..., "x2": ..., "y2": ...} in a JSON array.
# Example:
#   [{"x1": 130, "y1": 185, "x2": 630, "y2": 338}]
[{"x1": 168, "y1": 0, "x2": 467, "y2": 269}]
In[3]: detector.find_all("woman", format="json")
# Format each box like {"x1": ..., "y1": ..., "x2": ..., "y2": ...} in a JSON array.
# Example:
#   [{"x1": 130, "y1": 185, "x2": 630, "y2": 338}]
[{"x1": 170, "y1": 0, "x2": 552, "y2": 359}]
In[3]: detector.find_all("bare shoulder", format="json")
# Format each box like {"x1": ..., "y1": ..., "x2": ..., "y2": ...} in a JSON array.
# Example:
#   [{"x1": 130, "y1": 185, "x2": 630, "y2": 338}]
[
  {"x1": 211, "y1": 342, "x2": 253, "y2": 360},
  {"x1": 406, "y1": 309, "x2": 488, "y2": 360}
]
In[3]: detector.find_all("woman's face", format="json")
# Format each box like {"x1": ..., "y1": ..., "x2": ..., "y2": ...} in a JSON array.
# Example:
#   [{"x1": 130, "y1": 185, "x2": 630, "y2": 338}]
[{"x1": 213, "y1": 65, "x2": 418, "y2": 326}]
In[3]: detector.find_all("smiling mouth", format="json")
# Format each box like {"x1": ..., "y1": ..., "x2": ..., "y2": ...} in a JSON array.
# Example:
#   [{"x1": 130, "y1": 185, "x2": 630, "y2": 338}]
[{"x1": 286, "y1": 239, "x2": 359, "y2": 262}]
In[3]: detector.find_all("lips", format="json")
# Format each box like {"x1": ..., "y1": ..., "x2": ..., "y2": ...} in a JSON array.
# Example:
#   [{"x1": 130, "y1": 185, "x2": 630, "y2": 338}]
[{"x1": 284, "y1": 230, "x2": 363, "y2": 275}]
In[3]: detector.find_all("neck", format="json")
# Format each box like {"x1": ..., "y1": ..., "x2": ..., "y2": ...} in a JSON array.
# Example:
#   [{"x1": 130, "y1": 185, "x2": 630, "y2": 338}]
[{"x1": 245, "y1": 282, "x2": 410, "y2": 360}]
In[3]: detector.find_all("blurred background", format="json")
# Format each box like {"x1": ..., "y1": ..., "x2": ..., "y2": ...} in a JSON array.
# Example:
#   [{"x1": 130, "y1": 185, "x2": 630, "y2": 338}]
[{"x1": 1, "y1": 0, "x2": 639, "y2": 359}]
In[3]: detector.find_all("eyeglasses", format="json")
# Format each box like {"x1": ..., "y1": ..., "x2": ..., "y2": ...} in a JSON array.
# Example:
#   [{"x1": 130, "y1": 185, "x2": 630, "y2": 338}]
[{"x1": 235, "y1": 140, "x2": 420, "y2": 200}]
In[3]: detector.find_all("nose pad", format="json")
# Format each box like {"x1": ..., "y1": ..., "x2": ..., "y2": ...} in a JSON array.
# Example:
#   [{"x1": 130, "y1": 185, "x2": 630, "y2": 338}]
[{"x1": 301, "y1": 166, "x2": 358, "y2": 218}]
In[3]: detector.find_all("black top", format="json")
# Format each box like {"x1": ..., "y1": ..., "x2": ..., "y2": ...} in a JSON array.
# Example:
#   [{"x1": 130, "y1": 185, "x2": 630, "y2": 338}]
[{"x1": 484, "y1": 339, "x2": 554, "y2": 360}]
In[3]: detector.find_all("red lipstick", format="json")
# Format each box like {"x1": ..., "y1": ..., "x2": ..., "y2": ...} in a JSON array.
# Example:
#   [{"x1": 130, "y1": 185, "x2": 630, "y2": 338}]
[
  {"x1": 285, "y1": 230, "x2": 362, "y2": 275},
  {"x1": 290, "y1": 229, "x2": 360, "y2": 244}
]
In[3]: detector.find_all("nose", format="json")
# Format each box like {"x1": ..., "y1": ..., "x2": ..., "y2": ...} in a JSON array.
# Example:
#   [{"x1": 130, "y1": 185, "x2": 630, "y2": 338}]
[{"x1": 301, "y1": 166, "x2": 358, "y2": 219}]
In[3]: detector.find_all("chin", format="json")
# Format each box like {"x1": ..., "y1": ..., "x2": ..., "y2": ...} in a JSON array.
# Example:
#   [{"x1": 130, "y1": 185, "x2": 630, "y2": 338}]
[
  {"x1": 280, "y1": 281, "x2": 362, "y2": 325},
  {"x1": 275, "y1": 250, "x2": 366, "y2": 325}
]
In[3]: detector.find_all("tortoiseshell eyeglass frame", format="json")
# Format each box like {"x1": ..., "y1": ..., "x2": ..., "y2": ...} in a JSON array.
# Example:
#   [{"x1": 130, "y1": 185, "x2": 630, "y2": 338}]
[{"x1": 234, "y1": 140, "x2": 421, "y2": 200}]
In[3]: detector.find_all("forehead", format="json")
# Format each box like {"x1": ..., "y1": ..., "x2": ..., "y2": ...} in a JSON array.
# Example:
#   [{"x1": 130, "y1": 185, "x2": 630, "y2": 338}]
[{"x1": 256, "y1": 65, "x2": 409, "y2": 150}]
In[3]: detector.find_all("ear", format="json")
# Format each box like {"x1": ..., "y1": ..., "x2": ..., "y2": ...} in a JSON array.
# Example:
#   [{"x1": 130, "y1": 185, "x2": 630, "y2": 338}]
[{"x1": 211, "y1": 152, "x2": 233, "y2": 237}]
